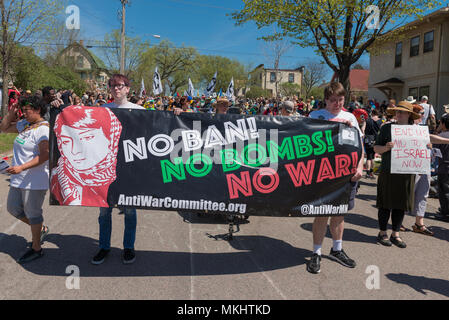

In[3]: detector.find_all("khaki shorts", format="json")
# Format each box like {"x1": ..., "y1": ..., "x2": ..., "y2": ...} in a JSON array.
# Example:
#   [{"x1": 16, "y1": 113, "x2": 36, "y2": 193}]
[{"x1": 7, "y1": 187, "x2": 47, "y2": 225}]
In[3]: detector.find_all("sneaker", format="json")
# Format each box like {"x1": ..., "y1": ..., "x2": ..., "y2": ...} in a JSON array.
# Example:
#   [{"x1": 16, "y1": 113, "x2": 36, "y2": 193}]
[
  {"x1": 91, "y1": 249, "x2": 110, "y2": 265},
  {"x1": 17, "y1": 248, "x2": 43, "y2": 264},
  {"x1": 122, "y1": 248, "x2": 136, "y2": 264},
  {"x1": 306, "y1": 253, "x2": 321, "y2": 274},
  {"x1": 329, "y1": 249, "x2": 356, "y2": 268}
]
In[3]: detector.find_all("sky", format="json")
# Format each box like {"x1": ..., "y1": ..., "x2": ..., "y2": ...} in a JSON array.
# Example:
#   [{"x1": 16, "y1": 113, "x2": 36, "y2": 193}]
[
  {"x1": 61, "y1": 0, "x2": 439, "y2": 81},
  {"x1": 60, "y1": 0, "x2": 337, "y2": 79}
]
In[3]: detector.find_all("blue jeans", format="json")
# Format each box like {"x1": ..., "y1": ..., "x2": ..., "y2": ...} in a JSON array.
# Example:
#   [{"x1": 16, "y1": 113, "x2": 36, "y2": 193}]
[{"x1": 98, "y1": 207, "x2": 137, "y2": 250}]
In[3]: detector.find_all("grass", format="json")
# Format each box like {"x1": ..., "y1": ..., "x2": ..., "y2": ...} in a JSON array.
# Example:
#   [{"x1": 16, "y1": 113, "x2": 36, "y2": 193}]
[{"x1": 0, "y1": 133, "x2": 17, "y2": 155}]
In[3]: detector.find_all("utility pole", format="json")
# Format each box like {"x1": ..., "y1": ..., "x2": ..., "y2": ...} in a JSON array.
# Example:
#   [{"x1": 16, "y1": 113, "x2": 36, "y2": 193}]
[{"x1": 120, "y1": 0, "x2": 129, "y2": 75}]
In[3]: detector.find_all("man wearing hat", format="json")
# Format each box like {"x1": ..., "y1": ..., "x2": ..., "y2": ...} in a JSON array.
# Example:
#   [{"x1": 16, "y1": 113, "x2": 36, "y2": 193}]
[
  {"x1": 419, "y1": 95, "x2": 435, "y2": 127},
  {"x1": 280, "y1": 100, "x2": 297, "y2": 117},
  {"x1": 214, "y1": 98, "x2": 232, "y2": 115}
]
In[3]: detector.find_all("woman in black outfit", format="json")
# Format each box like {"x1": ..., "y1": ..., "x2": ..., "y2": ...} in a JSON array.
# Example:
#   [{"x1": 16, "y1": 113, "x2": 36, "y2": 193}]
[{"x1": 373, "y1": 101, "x2": 420, "y2": 248}]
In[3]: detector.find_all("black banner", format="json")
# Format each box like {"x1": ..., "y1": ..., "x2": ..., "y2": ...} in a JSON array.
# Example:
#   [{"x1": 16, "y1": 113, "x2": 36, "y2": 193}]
[{"x1": 49, "y1": 106, "x2": 362, "y2": 217}]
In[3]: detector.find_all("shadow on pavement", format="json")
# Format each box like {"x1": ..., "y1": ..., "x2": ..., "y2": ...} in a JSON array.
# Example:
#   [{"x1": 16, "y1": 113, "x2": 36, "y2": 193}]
[
  {"x1": 386, "y1": 273, "x2": 449, "y2": 298},
  {"x1": 356, "y1": 193, "x2": 378, "y2": 202},
  {"x1": 344, "y1": 213, "x2": 380, "y2": 229},
  {"x1": 299, "y1": 223, "x2": 378, "y2": 244},
  {"x1": 177, "y1": 211, "x2": 250, "y2": 226},
  {"x1": 425, "y1": 226, "x2": 449, "y2": 242},
  {"x1": 358, "y1": 180, "x2": 377, "y2": 187},
  {"x1": 0, "y1": 232, "x2": 309, "y2": 277}
]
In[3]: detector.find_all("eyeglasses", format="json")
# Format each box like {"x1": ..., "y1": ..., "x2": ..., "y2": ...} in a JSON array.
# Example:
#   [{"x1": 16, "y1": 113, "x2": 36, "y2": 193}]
[{"x1": 110, "y1": 83, "x2": 127, "y2": 89}]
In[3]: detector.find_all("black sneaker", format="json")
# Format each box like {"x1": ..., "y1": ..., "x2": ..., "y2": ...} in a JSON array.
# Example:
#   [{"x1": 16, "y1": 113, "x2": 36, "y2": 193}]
[
  {"x1": 17, "y1": 248, "x2": 43, "y2": 264},
  {"x1": 122, "y1": 248, "x2": 136, "y2": 264},
  {"x1": 329, "y1": 249, "x2": 356, "y2": 268},
  {"x1": 91, "y1": 249, "x2": 110, "y2": 265},
  {"x1": 306, "y1": 253, "x2": 321, "y2": 274}
]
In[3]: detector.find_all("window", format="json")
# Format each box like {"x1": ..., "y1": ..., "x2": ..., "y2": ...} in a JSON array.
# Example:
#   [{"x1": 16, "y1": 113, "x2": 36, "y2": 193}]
[
  {"x1": 270, "y1": 72, "x2": 276, "y2": 82},
  {"x1": 395, "y1": 42, "x2": 402, "y2": 68},
  {"x1": 419, "y1": 86, "x2": 430, "y2": 100},
  {"x1": 424, "y1": 31, "x2": 434, "y2": 53},
  {"x1": 409, "y1": 87, "x2": 418, "y2": 99},
  {"x1": 410, "y1": 36, "x2": 420, "y2": 57},
  {"x1": 77, "y1": 56, "x2": 84, "y2": 68},
  {"x1": 288, "y1": 73, "x2": 295, "y2": 83},
  {"x1": 65, "y1": 55, "x2": 75, "y2": 66}
]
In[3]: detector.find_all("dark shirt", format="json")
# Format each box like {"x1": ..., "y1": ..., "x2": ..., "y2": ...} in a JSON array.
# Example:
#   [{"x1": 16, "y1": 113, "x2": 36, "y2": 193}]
[{"x1": 375, "y1": 123, "x2": 393, "y2": 173}]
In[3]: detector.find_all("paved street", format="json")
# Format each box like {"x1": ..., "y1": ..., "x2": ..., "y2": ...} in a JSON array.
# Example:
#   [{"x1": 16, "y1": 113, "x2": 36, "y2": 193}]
[{"x1": 0, "y1": 173, "x2": 448, "y2": 300}]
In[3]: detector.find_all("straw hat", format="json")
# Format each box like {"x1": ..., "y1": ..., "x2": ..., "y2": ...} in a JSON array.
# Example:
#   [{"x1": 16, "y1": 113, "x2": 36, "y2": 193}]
[
  {"x1": 386, "y1": 101, "x2": 421, "y2": 120},
  {"x1": 214, "y1": 98, "x2": 232, "y2": 107}
]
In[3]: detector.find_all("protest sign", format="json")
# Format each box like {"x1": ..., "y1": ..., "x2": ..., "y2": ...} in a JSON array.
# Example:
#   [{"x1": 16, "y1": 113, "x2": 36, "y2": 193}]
[
  {"x1": 49, "y1": 106, "x2": 362, "y2": 217},
  {"x1": 390, "y1": 125, "x2": 431, "y2": 174}
]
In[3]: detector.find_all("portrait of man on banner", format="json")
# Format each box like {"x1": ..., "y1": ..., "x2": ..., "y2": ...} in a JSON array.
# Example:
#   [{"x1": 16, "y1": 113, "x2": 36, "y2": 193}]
[{"x1": 51, "y1": 105, "x2": 123, "y2": 207}]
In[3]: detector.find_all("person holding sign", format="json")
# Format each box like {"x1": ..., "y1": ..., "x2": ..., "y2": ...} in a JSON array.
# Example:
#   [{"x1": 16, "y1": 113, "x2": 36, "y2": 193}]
[
  {"x1": 0, "y1": 96, "x2": 50, "y2": 264},
  {"x1": 374, "y1": 101, "x2": 421, "y2": 248},
  {"x1": 306, "y1": 82, "x2": 364, "y2": 274},
  {"x1": 91, "y1": 74, "x2": 145, "y2": 265}
]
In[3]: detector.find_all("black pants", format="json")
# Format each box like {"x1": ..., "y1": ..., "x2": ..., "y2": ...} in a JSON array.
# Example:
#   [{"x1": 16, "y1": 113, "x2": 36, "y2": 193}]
[
  {"x1": 437, "y1": 174, "x2": 449, "y2": 216},
  {"x1": 378, "y1": 208, "x2": 405, "y2": 232}
]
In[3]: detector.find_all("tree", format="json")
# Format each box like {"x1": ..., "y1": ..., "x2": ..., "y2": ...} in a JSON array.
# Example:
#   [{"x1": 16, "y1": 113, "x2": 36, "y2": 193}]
[
  {"x1": 231, "y1": 0, "x2": 439, "y2": 102},
  {"x1": 244, "y1": 86, "x2": 270, "y2": 99},
  {"x1": 262, "y1": 36, "x2": 291, "y2": 98},
  {"x1": 195, "y1": 55, "x2": 248, "y2": 94},
  {"x1": 300, "y1": 59, "x2": 328, "y2": 98},
  {"x1": 280, "y1": 82, "x2": 301, "y2": 97},
  {"x1": 98, "y1": 29, "x2": 150, "y2": 78},
  {"x1": 11, "y1": 45, "x2": 87, "y2": 95},
  {"x1": 0, "y1": 0, "x2": 63, "y2": 115},
  {"x1": 141, "y1": 40, "x2": 198, "y2": 94}
]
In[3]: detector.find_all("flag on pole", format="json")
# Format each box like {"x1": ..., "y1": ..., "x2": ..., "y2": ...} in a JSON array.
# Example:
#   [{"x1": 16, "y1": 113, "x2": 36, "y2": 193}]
[
  {"x1": 226, "y1": 77, "x2": 234, "y2": 101},
  {"x1": 153, "y1": 67, "x2": 163, "y2": 95},
  {"x1": 139, "y1": 78, "x2": 146, "y2": 97},
  {"x1": 187, "y1": 78, "x2": 195, "y2": 97},
  {"x1": 205, "y1": 71, "x2": 217, "y2": 97}
]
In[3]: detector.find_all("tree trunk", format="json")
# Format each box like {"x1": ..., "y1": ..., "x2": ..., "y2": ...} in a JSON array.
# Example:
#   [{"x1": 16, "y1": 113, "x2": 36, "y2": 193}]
[
  {"x1": 1, "y1": 60, "x2": 8, "y2": 118},
  {"x1": 337, "y1": 64, "x2": 351, "y2": 106}
]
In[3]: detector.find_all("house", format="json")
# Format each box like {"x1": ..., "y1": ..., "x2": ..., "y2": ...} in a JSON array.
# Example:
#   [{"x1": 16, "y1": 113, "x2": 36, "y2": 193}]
[
  {"x1": 246, "y1": 64, "x2": 304, "y2": 97},
  {"x1": 57, "y1": 41, "x2": 110, "y2": 90},
  {"x1": 327, "y1": 69, "x2": 370, "y2": 102},
  {"x1": 369, "y1": 6, "x2": 449, "y2": 116}
]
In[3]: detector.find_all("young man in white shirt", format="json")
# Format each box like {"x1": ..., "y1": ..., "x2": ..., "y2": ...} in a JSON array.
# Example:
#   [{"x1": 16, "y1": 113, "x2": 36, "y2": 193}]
[
  {"x1": 92, "y1": 74, "x2": 145, "y2": 266},
  {"x1": 419, "y1": 96, "x2": 435, "y2": 126},
  {"x1": 307, "y1": 82, "x2": 364, "y2": 274}
]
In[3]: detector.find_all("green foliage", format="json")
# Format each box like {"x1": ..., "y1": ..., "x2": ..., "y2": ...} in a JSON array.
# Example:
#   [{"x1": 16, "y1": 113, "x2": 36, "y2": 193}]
[
  {"x1": 308, "y1": 87, "x2": 325, "y2": 100},
  {"x1": 280, "y1": 82, "x2": 301, "y2": 97},
  {"x1": 244, "y1": 86, "x2": 270, "y2": 99},
  {"x1": 11, "y1": 45, "x2": 87, "y2": 95},
  {"x1": 231, "y1": 0, "x2": 440, "y2": 89}
]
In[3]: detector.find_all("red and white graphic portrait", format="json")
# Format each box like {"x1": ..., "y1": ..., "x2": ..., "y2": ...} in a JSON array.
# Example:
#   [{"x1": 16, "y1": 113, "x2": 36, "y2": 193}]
[{"x1": 51, "y1": 106, "x2": 122, "y2": 207}]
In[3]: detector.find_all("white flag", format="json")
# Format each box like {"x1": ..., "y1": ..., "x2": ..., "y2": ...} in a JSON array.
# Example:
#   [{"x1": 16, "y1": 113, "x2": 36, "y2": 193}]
[
  {"x1": 205, "y1": 71, "x2": 217, "y2": 97},
  {"x1": 226, "y1": 77, "x2": 234, "y2": 101},
  {"x1": 187, "y1": 78, "x2": 195, "y2": 97},
  {"x1": 139, "y1": 78, "x2": 146, "y2": 97},
  {"x1": 153, "y1": 67, "x2": 163, "y2": 95}
]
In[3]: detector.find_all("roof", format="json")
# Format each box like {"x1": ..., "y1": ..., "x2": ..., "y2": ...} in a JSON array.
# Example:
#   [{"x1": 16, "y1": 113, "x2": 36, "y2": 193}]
[
  {"x1": 252, "y1": 64, "x2": 303, "y2": 73},
  {"x1": 327, "y1": 69, "x2": 370, "y2": 91},
  {"x1": 57, "y1": 42, "x2": 109, "y2": 71},
  {"x1": 349, "y1": 69, "x2": 369, "y2": 91}
]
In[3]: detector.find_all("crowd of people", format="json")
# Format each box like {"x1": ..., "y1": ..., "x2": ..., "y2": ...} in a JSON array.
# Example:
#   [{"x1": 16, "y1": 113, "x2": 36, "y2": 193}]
[{"x1": 1, "y1": 75, "x2": 448, "y2": 275}]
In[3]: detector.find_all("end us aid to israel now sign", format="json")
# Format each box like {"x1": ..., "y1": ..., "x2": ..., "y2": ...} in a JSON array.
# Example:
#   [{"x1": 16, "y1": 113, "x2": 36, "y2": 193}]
[
  {"x1": 49, "y1": 106, "x2": 362, "y2": 217},
  {"x1": 390, "y1": 125, "x2": 431, "y2": 175}
]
